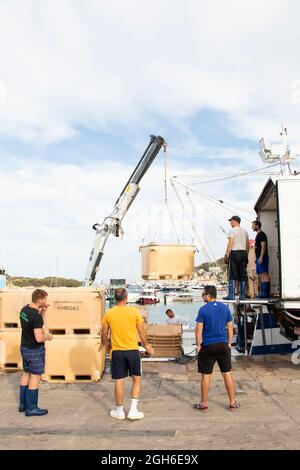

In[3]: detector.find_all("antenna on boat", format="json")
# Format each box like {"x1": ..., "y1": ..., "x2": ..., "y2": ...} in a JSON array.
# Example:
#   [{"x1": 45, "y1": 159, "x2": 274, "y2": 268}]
[{"x1": 259, "y1": 126, "x2": 300, "y2": 175}]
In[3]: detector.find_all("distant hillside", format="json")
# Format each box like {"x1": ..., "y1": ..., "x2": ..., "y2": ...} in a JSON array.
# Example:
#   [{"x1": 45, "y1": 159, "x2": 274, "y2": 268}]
[
  {"x1": 195, "y1": 257, "x2": 227, "y2": 273},
  {"x1": 7, "y1": 275, "x2": 82, "y2": 288}
]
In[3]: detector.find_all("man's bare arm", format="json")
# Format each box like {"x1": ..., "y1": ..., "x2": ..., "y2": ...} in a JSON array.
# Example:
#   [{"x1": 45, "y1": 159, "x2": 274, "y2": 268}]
[
  {"x1": 260, "y1": 241, "x2": 266, "y2": 261},
  {"x1": 196, "y1": 322, "x2": 203, "y2": 352},
  {"x1": 227, "y1": 321, "x2": 233, "y2": 348},
  {"x1": 34, "y1": 328, "x2": 52, "y2": 343},
  {"x1": 225, "y1": 237, "x2": 234, "y2": 257},
  {"x1": 137, "y1": 323, "x2": 154, "y2": 355},
  {"x1": 101, "y1": 323, "x2": 109, "y2": 351}
]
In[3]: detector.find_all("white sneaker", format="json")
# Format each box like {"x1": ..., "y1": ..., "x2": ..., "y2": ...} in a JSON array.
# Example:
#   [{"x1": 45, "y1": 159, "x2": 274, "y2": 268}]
[
  {"x1": 127, "y1": 410, "x2": 144, "y2": 420},
  {"x1": 110, "y1": 409, "x2": 126, "y2": 420}
]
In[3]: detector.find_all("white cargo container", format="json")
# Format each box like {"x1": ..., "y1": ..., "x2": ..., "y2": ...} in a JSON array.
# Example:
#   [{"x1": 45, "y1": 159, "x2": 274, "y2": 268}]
[
  {"x1": 226, "y1": 174, "x2": 300, "y2": 354},
  {"x1": 254, "y1": 176, "x2": 300, "y2": 303}
]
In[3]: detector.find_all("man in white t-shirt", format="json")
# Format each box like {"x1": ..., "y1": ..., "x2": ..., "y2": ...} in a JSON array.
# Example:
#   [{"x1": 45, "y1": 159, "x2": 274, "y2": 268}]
[
  {"x1": 165, "y1": 309, "x2": 183, "y2": 325},
  {"x1": 223, "y1": 215, "x2": 249, "y2": 301}
]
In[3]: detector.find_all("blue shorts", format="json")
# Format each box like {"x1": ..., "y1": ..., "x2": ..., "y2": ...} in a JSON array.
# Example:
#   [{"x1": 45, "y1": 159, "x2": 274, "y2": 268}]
[
  {"x1": 111, "y1": 350, "x2": 141, "y2": 380},
  {"x1": 256, "y1": 255, "x2": 269, "y2": 274},
  {"x1": 20, "y1": 345, "x2": 45, "y2": 375}
]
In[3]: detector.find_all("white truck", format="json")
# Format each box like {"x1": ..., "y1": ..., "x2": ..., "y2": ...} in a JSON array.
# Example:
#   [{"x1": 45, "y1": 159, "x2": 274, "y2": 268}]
[
  {"x1": 231, "y1": 130, "x2": 300, "y2": 355},
  {"x1": 254, "y1": 175, "x2": 300, "y2": 343}
]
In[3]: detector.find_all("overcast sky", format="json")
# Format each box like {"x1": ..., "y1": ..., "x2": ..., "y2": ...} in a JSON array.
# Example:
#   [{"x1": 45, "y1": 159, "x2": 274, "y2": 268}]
[{"x1": 0, "y1": 0, "x2": 299, "y2": 283}]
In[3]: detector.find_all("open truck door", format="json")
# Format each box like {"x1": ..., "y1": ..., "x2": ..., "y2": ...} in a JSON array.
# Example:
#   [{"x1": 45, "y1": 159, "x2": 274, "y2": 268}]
[{"x1": 277, "y1": 178, "x2": 300, "y2": 300}]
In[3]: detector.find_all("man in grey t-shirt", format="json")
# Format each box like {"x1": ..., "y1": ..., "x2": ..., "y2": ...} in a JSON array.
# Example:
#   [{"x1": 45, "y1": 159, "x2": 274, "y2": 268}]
[{"x1": 223, "y1": 215, "x2": 249, "y2": 300}]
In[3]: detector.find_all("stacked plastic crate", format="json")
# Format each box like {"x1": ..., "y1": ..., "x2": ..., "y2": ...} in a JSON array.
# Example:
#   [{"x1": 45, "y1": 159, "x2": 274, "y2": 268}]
[
  {"x1": 146, "y1": 324, "x2": 183, "y2": 358},
  {"x1": 43, "y1": 288, "x2": 106, "y2": 382},
  {"x1": 0, "y1": 288, "x2": 106, "y2": 382},
  {"x1": 0, "y1": 289, "x2": 32, "y2": 370}
]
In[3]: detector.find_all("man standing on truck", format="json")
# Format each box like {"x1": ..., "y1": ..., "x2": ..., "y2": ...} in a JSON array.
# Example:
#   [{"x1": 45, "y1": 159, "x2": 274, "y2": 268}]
[
  {"x1": 19, "y1": 289, "x2": 53, "y2": 416},
  {"x1": 195, "y1": 285, "x2": 240, "y2": 411},
  {"x1": 252, "y1": 220, "x2": 271, "y2": 298},
  {"x1": 101, "y1": 288, "x2": 154, "y2": 421},
  {"x1": 223, "y1": 215, "x2": 249, "y2": 300}
]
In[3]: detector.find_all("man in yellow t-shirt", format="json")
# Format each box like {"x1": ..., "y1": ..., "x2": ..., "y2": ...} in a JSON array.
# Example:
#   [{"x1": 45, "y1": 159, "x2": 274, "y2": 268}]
[{"x1": 101, "y1": 288, "x2": 154, "y2": 421}]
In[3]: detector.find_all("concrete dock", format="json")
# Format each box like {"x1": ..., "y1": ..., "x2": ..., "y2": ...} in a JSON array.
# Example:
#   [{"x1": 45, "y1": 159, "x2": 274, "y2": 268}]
[{"x1": 1, "y1": 355, "x2": 300, "y2": 450}]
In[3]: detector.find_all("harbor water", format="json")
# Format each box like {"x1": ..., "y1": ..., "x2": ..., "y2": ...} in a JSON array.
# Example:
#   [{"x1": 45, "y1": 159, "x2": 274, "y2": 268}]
[{"x1": 146, "y1": 289, "x2": 229, "y2": 325}]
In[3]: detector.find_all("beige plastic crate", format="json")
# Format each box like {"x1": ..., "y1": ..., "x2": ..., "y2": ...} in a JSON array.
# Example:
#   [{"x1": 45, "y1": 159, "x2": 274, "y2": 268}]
[
  {"x1": 147, "y1": 324, "x2": 182, "y2": 336},
  {"x1": 145, "y1": 346, "x2": 183, "y2": 358},
  {"x1": 0, "y1": 329, "x2": 22, "y2": 370},
  {"x1": 0, "y1": 289, "x2": 33, "y2": 328},
  {"x1": 148, "y1": 338, "x2": 182, "y2": 347},
  {"x1": 44, "y1": 288, "x2": 106, "y2": 335},
  {"x1": 0, "y1": 288, "x2": 106, "y2": 333},
  {"x1": 146, "y1": 326, "x2": 183, "y2": 358},
  {"x1": 140, "y1": 243, "x2": 196, "y2": 281},
  {"x1": 42, "y1": 334, "x2": 105, "y2": 382}
]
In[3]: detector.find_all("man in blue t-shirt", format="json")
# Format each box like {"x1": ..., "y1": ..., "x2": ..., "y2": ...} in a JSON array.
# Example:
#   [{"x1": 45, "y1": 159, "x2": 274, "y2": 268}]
[{"x1": 194, "y1": 285, "x2": 240, "y2": 412}]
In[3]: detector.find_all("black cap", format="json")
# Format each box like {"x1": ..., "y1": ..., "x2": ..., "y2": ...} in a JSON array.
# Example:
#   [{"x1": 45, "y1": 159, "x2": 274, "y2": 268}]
[{"x1": 228, "y1": 215, "x2": 241, "y2": 223}]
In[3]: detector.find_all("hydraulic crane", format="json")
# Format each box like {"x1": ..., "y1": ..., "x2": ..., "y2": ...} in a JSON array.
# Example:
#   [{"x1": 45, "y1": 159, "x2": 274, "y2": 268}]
[{"x1": 83, "y1": 135, "x2": 166, "y2": 286}]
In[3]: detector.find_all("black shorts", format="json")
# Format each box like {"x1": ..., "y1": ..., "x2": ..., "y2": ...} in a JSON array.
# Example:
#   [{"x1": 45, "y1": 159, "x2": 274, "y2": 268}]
[
  {"x1": 229, "y1": 250, "x2": 248, "y2": 281},
  {"x1": 111, "y1": 350, "x2": 142, "y2": 380},
  {"x1": 198, "y1": 342, "x2": 231, "y2": 374}
]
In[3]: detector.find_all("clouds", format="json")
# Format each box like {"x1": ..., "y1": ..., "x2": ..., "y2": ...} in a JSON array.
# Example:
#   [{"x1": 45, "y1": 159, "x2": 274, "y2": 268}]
[
  {"x1": 0, "y1": 0, "x2": 300, "y2": 144},
  {"x1": 0, "y1": 148, "x2": 267, "y2": 281},
  {"x1": 0, "y1": 1, "x2": 299, "y2": 280}
]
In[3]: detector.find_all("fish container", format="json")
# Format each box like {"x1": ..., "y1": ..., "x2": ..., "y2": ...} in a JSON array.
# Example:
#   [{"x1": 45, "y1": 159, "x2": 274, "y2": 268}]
[
  {"x1": 140, "y1": 243, "x2": 196, "y2": 281},
  {"x1": 0, "y1": 287, "x2": 106, "y2": 332},
  {"x1": 147, "y1": 323, "x2": 182, "y2": 336},
  {"x1": 44, "y1": 287, "x2": 106, "y2": 335},
  {"x1": 0, "y1": 289, "x2": 33, "y2": 328},
  {"x1": 0, "y1": 329, "x2": 22, "y2": 370},
  {"x1": 42, "y1": 334, "x2": 105, "y2": 382}
]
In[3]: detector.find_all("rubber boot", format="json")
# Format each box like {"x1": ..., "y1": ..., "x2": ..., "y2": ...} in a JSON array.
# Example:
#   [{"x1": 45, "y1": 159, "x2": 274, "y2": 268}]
[
  {"x1": 239, "y1": 281, "x2": 246, "y2": 300},
  {"x1": 258, "y1": 282, "x2": 267, "y2": 298},
  {"x1": 25, "y1": 389, "x2": 48, "y2": 417},
  {"x1": 259, "y1": 282, "x2": 270, "y2": 299},
  {"x1": 258, "y1": 282, "x2": 264, "y2": 298},
  {"x1": 223, "y1": 280, "x2": 235, "y2": 300},
  {"x1": 18, "y1": 385, "x2": 28, "y2": 412}
]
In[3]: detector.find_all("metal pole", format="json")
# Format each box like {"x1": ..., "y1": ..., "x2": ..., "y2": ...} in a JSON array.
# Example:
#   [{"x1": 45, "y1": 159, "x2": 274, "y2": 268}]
[
  {"x1": 244, "y1": 304, "x2": 248, "y2": 355},
  {"x1": 259, "y1": 306, "x2": 267, "y2": 346},
  {"x1": 269, "y1": 312, "x2": 274, "y2": 349},
  {"x1": 164, "y1": 145, "x2": 168, "y2": 206}
]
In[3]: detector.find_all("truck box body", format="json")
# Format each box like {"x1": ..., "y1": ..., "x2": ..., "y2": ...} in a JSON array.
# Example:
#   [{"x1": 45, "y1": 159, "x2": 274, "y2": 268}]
[{"x1": 254, "y1": 176, "x2": 300, "y2": 301}]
